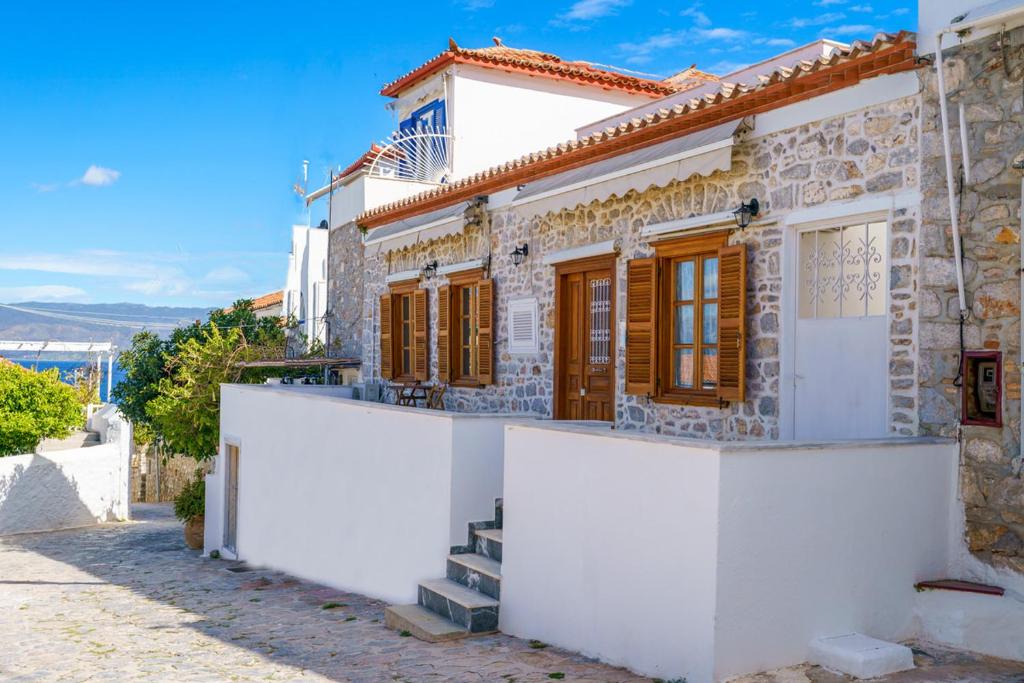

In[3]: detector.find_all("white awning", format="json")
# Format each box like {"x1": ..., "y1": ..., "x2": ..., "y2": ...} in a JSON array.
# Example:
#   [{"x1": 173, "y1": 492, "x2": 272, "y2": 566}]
[
  {"x1": 364, "y1": 201, "x2": 471, "y2": 254},
  {"x1": 511, "y1": 118, "x2": 750, "y2": 219}
]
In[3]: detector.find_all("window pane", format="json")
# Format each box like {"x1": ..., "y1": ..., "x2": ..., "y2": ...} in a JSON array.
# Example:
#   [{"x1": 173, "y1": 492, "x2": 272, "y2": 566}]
[
  {"x1": 865, "y1": 221, "x2": 888, "y2": 317},
  {"x1": 798, "y1": 230, "x2": 818, "y2": 319},
  {"x1": 703, "y1": 257, "x2": 719, "y2": 298},
  {"x1": 675, "y1": 261, "x2": 694, "y2": 301},
  {"x1": 462, "y1": 346, "x2": 471, "y2": 376},
  {"x1": 816, "y1": 227, "x2": 843, "y2": 318},
  {"x1": 403, "y1": 349, "x2": 410, "y2": 374},
  {"x1": 402, "y1": 319, "x2": 410, "y2": 346},
  {"x1": 462, "y1": 288, "x2": 471, "y2": 316},
  {"x1": 674, "y1": 304, "x2": 694, "y2": 344},
  {"x1": 674, "y1": 348, "x2": 694, "y2": 389},
  {"x1": 702, "y1": 348, "x2": 718, "y2": 388},
  {"x1": 703, "y1": 303, "x2": 718, "y2": 344}
]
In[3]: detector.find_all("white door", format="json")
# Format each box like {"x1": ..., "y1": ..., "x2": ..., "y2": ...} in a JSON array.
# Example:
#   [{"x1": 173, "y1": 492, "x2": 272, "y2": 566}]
[{"x1": 794, "y1": 222, "x2": 889, "y2": 440}]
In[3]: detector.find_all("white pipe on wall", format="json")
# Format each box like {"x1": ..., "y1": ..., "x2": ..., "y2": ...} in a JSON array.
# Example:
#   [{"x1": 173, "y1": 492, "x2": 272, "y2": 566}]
[
  {"x1": 958, "y1": 100, "x2": 972, "y2": 185},
  {"x1": 934, "y1": 32, "x2": 970, "y2": 316}
]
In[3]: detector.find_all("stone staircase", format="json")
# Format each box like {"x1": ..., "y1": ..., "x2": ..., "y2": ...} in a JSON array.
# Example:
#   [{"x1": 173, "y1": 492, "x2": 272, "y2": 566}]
[{"x1": 385, "y1": 499, "x2": 502, "y2": 642}]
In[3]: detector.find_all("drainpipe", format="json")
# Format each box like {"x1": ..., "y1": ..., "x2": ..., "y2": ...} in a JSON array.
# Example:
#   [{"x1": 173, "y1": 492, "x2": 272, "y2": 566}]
[
  {"x1": 1017, "y1": 161, "x2": 1024, "y2": 476},
  {"x1": 933, "y1": 31, "x2": 969, "y2": 318}
]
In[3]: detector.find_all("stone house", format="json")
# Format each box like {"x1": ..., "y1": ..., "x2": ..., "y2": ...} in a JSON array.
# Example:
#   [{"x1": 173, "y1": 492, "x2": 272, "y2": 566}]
[
  {"x1": 356, "y1": 33, "x2": 921, "y2": 443},
  {"x1": 209, "y1": 8, "x2": 1024, "y2": 679}
]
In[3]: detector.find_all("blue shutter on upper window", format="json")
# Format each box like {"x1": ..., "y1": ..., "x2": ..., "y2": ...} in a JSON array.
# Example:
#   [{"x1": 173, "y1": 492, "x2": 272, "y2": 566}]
[{"x1": 396, "y1": 99, "x2": 446, "y2": 181}]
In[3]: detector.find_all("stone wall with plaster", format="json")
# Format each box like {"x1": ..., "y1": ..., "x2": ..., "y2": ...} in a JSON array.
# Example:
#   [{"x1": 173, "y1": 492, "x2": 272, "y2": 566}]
[
  {"x1": 919, "y1": 28, "x2": 1024, "y2": 573},
  {"x1": 356, "y1": 92, "x2": 922, "y2": 440}
]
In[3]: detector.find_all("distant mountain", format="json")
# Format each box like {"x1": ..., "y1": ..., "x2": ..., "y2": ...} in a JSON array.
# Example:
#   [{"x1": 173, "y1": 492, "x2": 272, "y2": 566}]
[{"x1": 0, "y1": 302, "x2": 213, "y2": 356}]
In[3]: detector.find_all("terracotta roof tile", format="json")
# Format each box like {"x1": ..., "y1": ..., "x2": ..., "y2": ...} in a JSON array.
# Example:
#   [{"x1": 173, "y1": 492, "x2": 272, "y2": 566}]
[
  {"x1": 380, "y1": 37, "x2": 679, "y2": 98},
  {"x1": 252, "y1": 290, "x2": 284, "y2": 310},
  {"x1": 360, "y1": 32, "x2": 917, "y2": 229}
]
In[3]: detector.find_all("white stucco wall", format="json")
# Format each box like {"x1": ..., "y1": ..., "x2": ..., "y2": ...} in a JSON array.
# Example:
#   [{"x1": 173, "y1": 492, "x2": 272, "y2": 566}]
[
  {"x1": 501, "y1": 423, "x2": 958, "y2": 682},
  {"x1": 283, "y1": 224, "x2": 329, "y2": 346},
  {"x1": 449, "y1": 65, "x2": 650, "y2": 180},
  {"x1": 210, "y1": 385, "x2": 516, "y2": 604},
  {"x1": 500, "y1": 423, "x2": 722, "y2": 683},
  {"x1": 712, "y1": 440, "x2": 956, "y2": 679},
  {"x1": 0, "y1": 416, "x2": 132, "y2": 536}
]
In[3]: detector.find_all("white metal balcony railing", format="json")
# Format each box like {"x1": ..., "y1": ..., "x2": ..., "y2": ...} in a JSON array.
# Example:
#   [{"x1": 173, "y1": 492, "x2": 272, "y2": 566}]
[{"x1": 368, "y1": 125, "x2": 453, "y2": 185}]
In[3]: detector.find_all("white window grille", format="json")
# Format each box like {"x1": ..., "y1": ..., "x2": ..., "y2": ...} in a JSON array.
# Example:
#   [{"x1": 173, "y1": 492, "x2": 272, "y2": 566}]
[
  {"x1": 798, "y1": 221, "x2": 887, "y2": 319},
  {"x1": 507, "y1": 298, "x2": 539, "y2": 354},
  {"x1": 589, "y1": 278, "x2": 611, "y2": 365}
]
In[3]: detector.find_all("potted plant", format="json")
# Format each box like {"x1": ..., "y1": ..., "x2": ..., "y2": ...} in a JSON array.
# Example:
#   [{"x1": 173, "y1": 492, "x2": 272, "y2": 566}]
[{"x1": 174, "y1": 474, "x2": 206, "y2": 550}]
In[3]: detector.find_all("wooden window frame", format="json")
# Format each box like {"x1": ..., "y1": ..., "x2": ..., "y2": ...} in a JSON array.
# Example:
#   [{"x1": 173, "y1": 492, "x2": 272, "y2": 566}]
[
  {"x1": 450, "y1": 269, "x2": 483, "y2": 387},
  {"x1": 388, "y1": 278, "x2": 421, "y2": 382},
  {"x1": 654, "y1": 233, "x2": 728, "y2": 407}
]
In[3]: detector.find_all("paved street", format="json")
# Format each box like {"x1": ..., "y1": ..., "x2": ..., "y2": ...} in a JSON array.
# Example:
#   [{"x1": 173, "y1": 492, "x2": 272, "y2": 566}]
[{"x1": 0, "y1": 505, "x2": 1021, "y2": 683}]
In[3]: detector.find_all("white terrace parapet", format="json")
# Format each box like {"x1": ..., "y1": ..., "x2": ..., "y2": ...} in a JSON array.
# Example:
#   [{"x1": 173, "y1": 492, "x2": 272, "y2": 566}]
[
  {"x1": 206, "y1": 384, "x2": 532, "y2": 604},
  {"x1": 499, "y1": 421, "x2": 958, "y2": 683}
]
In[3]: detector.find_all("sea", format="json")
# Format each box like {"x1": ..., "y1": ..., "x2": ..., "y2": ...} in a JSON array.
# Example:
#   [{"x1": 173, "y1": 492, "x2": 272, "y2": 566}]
[{"x1": 9, "y1": 359, "x2": 126, "y2": 403}]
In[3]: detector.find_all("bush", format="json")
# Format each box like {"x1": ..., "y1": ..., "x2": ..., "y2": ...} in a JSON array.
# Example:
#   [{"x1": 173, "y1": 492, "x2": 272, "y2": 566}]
[
  {"x1": 174, "y1": 474, "x2": 206, "y2": 523},
  {"x1": 0, "y1": 363, "x2": 83, "y2": 456}
]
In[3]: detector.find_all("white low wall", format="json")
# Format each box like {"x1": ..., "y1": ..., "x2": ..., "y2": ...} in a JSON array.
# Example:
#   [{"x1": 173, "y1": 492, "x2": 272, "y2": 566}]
[
  {"x1": 0, "y1": 414, "x2": 132, "y2": 535},
  {"x1": 208, "y1": 385, "x2": 518, "y2": 604},
  {"x1": 500, "y1": 423, "x2": 958, "y2": 683}
]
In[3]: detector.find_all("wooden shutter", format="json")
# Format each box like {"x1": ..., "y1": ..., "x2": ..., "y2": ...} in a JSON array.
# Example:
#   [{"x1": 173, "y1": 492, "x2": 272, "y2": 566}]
[
  {"x1": 625, "y1": 258, "x2": 657, "y2": 395},
  {"x1": 413, "y1": 289, "x2": 428, "y2": 381},
  {"x1": 477, "y1": 279, "x2": 494, "y2": 385},
  {"x1": 437, "y1": 285, "x2": 451, "y2": 382},
  {"x1": 716, "y1": 243, "x2": 747, "y2": 402},
  {"x1": 379, "y1": 295, "x2": 393, "y2": 380}
]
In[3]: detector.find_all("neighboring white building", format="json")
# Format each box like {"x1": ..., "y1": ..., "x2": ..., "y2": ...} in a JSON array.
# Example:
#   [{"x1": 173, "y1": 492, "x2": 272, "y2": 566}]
[{"x1": 283, "y1": 223, "x2": 328, "y2": 350}]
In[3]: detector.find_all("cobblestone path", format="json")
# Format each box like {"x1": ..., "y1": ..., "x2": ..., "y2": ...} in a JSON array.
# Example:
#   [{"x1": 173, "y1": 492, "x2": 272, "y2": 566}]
[
  {"x1": 1, "y1": 505, "x2": 1021, "y2": 682},
  {"x1": 0, "y1": 505, "x2": 649, "y2": 683}
]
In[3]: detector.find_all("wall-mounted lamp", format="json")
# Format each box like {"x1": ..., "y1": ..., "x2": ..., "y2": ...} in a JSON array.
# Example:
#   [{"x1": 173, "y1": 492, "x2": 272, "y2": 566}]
[
  {"x1": 510, "y1": 243, "x2": 529, "y2": 267},
  {"x1": 422, "y1": 260, "x2": 439, "y2": 279},
  {"x1": 733, "y1": 198, "x2": 760, "y2": 229}
]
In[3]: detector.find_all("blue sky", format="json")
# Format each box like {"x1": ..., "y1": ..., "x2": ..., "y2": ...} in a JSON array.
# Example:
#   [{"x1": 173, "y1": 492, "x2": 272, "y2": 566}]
[{"x1": 0, "y1": 0, "x2": 915, "y2": 308}]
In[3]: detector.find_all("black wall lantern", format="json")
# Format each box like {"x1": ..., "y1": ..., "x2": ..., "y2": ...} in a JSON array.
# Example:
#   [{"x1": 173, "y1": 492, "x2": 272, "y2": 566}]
[
  {"x1": 733, "y1": 198, "x2": 760, "y2": 229},
  {"x1": 422, "y1": 260, "x2": 439, "y2": 279},
  {"x1": 511, "y1": 243, "x2": 529, "y2": 267}
]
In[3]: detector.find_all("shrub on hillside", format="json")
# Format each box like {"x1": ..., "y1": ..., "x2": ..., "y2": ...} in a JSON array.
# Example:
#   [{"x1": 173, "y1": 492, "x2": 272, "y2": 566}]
[{"x1": 0, "y1": 363, "x2": 83, "y2": 456}]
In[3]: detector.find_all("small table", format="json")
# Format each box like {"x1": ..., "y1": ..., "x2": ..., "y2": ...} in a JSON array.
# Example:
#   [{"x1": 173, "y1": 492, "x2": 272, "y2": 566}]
[{"x1": 390, "y1": 382, "x2": 429, "y2": 407}]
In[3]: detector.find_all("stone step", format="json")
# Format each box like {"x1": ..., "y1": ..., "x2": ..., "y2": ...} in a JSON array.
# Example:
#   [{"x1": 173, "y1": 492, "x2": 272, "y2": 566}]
[
  {"x1": 418, "y1": 578, "x2": 499, "y2": 633},
  {"x1": 809, "y1": 633, "x2": 914, "y2": 679},
  {"x1": 384, "y1": 604, "x2": 471, "y2": 642},
  {"x1": 475, "y1": 528, "x2": 502, "y2": 563},
  {"x1": 447, "y1": 553, "x2": 501, "y2": 599}
]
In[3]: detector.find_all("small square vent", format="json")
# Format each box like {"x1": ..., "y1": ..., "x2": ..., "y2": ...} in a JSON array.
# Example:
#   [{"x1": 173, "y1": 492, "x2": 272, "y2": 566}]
[{"x1": 507, "y1": 298, "x2": 539, "y2": 355}]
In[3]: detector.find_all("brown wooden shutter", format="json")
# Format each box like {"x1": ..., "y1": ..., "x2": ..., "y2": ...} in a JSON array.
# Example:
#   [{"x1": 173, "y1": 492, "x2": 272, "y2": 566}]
[
  {"x1": 477, "y1": 279, "x2": 494, "y2": 385},
  {"x1": 437, "y1": 285, "x2": 451, "y2": 382},
  {"x1": 716, "y1": 243, "x2": 747, "y2": 402},
  {"x1": 379, "y1": 294, "x2": 393, "y2": 380},
  {"x1": 413, "y1": 288, "x2": 428, "y2": 381},
  {"x1": 625, "y1": 258, "x2": 657, "y2": 395}
]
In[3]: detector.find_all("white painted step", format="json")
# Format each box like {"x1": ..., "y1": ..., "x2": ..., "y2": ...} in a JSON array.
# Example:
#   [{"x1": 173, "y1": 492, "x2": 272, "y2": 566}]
[
  {"x1": 419, "y1": 578, "x2": 499, "y2": 609},
  {"x1": 914, "y1": 587, "x2": 1024, "y2": 662},
  {"x1": 809, "y1": 633, "x2": 914, "y2": 679},
  {"x1": 384, "y1": 604, "x2": 469, "y2": 642},
  {"x1": 475, "y1": 528, "x2": 503, "y2": 543},
  {"x1": 448, "y1": 553, "x2": 501, "y2": 580}
]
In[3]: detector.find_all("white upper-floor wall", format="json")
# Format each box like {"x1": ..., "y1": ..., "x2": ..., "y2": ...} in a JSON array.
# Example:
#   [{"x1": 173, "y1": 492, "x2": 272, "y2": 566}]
[
  {"x1": 918, "y1": 0, "x2": 1024, "y2": 54},
  {"x1": 283, "y1": 224, "x2": 329, "y2": 345}
]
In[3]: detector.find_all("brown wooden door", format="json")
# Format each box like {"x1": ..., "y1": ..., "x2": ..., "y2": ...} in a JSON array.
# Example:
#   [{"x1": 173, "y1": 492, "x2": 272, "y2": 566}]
[{"x1": 556, "y1": 258, "x2": 615, "y2": 422}]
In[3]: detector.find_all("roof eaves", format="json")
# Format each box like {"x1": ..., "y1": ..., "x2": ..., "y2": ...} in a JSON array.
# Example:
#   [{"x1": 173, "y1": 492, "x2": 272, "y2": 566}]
[{"x1": 360, "y1": 31, "x2": 917, "y2": 229}]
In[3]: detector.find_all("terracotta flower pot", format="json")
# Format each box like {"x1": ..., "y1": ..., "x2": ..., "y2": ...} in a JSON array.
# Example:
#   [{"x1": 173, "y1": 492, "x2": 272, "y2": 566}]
[{"x1": 184, "y1": 515, "x2": 205, "y2": 550}]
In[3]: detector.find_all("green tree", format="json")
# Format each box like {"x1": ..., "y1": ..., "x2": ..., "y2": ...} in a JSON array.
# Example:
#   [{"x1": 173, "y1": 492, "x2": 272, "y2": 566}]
[
  {"x1": 0, "y1": 363, "x2": 83, "y2": 456},
  {"x1": 145, "y1": 322, "x2": 282, "y2": 461}
]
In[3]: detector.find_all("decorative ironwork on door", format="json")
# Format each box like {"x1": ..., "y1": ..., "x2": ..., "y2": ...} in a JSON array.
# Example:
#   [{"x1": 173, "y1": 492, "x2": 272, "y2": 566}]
[
  {"x1": 798, "y1": 222, "x2": 887, "y2": 319},
  {"x1": 589, "y1": 278, "x2": 611, "y2": 365}
]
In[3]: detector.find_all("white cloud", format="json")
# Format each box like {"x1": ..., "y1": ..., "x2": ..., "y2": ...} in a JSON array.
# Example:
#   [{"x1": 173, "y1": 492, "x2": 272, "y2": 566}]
[
  {"x1": 757, "y1": 37, "x2": 797, "y2": 47},
  {"x1": 825, "y1": 23, "x2": 880, "y2": 36},
  {"x1": 890, "y1": 7, "x2": 909, "y2": 15},
  {"x1": 78, "y1": 165, "x2": 121, "y2": 187},
  {"x1": 0, "y1": 285, "x2": 88, "y2": 303},
  {"x1": 558, "y1": 0, "x2": 629, "y2": 22},
  {"x1": 787, "y1": 12, "x2": 846, "y2": 28},
  {"x1": 30, "y1": 182, "x2": 61, "y2": 193},
  {"x1": 203, "y1": 265, "x2": 251, "y2": 285},
  {"x1": 849, "y1": 4, "x2": 873, "y2": 12},
  {"x1": 681, "y1": 4, "x2": 711, "y2": 27}
]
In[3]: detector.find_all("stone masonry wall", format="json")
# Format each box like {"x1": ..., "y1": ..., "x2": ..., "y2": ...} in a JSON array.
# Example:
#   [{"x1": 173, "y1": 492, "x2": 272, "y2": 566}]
[
  {"x1": 358, "y1": 92, "x2": 922, "y2": 440},
  {"x1": 327, "y1": 222, "x2": 365, "y2": 359},
  {"x1": 919, "y1": 28, "x2": 1024, "y2": 573}
]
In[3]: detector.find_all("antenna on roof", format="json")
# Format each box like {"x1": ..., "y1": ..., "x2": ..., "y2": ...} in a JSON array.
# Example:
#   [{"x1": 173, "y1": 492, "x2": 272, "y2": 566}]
[{"x1": 492, "y1": 36, "x2": 503, "y2": 46}]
